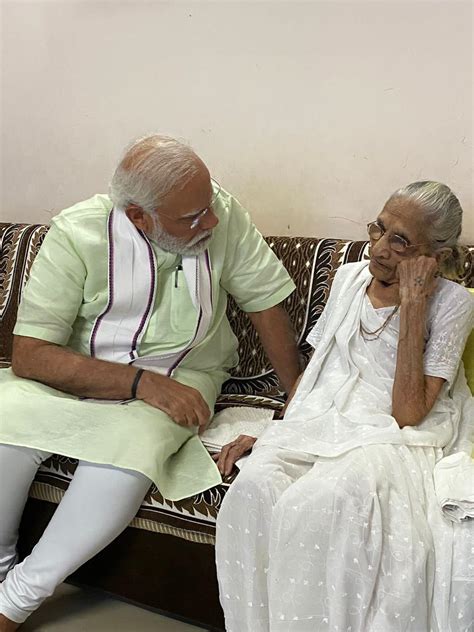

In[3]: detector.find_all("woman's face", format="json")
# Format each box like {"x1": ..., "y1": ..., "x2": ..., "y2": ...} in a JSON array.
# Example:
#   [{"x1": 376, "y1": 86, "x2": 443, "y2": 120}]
[{"x1": 368, "y1": 198, "x2": 433, "y2": 284}]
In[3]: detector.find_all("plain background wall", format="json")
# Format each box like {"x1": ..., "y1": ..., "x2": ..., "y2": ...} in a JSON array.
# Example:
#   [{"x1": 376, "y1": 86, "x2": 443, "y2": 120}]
[{"x1": 1, "y1": 0, "x2": 473, "y2": 242}]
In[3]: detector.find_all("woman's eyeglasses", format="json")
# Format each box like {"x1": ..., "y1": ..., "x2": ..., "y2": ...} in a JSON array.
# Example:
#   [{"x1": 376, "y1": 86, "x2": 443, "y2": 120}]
[{"x1": 367, "y1": 221, "x2": 424, "y2": 254}]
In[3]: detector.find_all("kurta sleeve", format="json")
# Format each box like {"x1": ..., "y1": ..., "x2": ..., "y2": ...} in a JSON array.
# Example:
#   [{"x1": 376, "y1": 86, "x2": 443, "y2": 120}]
[
  {"x1": 220, "y1": 196, "x2": 295, "y2": 312},
  {"x1": 424, "y1": 284, "x2": 474, "y2": 386},
  {"x1": 13, "y1": 216, "x2": 87, "y2": 345}
]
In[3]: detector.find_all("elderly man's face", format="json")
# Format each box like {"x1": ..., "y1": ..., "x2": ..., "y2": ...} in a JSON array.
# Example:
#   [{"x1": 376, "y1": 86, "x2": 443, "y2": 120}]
[
  {"x1": 148, "y1": 163, "x2": 219, "y2": 255},
  {"x1": 368, "y1": 198, "x2": 432, "y2": 284}
]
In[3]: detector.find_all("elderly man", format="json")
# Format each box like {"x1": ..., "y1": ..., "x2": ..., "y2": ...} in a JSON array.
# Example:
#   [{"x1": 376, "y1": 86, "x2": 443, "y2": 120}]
[{"x1": 0, "y1": 134, "x2": 300, "y2": 630}]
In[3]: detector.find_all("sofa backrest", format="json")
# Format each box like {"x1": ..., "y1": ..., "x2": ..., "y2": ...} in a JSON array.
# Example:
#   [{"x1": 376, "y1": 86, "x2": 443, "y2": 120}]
[{"x1": 1, "y1": 222, "x2": 473, "y2": 403}]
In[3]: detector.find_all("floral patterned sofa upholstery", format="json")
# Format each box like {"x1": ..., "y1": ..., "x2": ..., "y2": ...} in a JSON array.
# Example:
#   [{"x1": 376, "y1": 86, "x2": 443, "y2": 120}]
[{"x1": 1, "y1": 222, "x2": 473, "y2": 630}]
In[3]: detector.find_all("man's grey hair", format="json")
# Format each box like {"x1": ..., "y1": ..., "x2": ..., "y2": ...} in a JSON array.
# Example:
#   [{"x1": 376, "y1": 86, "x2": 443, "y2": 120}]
[
  {"x1": 389, "y1": 181, "x2": 467, "y2": 278},
  {"x1": 109, "y1": 134, "x2": 201, "y2": 214}
]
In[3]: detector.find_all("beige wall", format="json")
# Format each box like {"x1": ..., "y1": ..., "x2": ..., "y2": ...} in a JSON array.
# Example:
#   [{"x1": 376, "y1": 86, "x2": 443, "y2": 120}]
[{"x1": 1, "y1": 0, "x2": 473, "y2": 242}]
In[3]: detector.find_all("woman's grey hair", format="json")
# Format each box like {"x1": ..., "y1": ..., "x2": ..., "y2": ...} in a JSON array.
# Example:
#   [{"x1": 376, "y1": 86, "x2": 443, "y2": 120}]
[
  {"x1": 390, "y1": 181, "x2": 469, "y2": 279},
  {"x1": 109, "y1": 134, "x2": 201, "y2": 214}
]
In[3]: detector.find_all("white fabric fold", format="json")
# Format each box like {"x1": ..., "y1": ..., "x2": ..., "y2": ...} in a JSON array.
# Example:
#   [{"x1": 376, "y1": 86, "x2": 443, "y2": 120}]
[
  {"x1": 434, "y1": 452, "x2": 474, "y2": 522},
  {"x1": 201, "y1": 407, "x2": 275, "y2": 451}
]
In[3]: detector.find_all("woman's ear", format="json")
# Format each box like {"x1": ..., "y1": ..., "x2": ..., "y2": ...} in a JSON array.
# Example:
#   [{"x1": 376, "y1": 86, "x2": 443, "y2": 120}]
[
  {"x1": 125, "y1": 205, "x2": 152, "y2": 232},
  {"x1": 435, "y1": 247, "x2": 452, "y2": 266}
]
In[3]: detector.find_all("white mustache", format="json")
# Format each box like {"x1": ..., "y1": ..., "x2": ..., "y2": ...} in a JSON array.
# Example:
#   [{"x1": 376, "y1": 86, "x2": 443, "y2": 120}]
[{"x1": 188, "y1": 230, "x2": 212, "y2": 246}]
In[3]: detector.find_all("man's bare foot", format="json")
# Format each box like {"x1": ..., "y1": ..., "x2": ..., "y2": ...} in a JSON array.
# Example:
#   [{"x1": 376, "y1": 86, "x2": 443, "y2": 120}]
[{"x1": 0, "y1": 614, "x2": 20, "y2": 631}]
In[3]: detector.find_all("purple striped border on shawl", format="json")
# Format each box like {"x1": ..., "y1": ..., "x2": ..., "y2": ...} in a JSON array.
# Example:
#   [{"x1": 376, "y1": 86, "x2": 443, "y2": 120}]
[
  {"x1": 166, "y1": 249, "x2": 212, "y2": 376},
  {"x1": 90, "y1": 209, "x2": 115, "y2": 357},
  {"x1": 129, "y1": 230, "x2": 157, "y2": 363},
  {"x1": 204, "y1": 249, "x2": 213, "y2": 309},
  {"x1": 167, "y1": 308, "x2": 204, "y2": 376}
]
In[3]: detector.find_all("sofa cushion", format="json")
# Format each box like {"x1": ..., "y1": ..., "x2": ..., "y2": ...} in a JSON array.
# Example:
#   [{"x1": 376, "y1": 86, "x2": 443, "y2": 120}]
[
  {"x1": 1, "y1": 221, "x2": 473, "y2": 544},
  {"x1": 0, "y1": 223, "x2": 49, "y2": 367}
]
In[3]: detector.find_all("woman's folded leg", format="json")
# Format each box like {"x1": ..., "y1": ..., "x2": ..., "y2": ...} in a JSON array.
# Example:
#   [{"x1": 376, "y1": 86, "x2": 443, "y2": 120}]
[
  {"x1": 267, "y1": 445, "x2": 435, "y2": 632},
  {"x1": 216, "y1": 445, "x2": 314, "y2": 632}
]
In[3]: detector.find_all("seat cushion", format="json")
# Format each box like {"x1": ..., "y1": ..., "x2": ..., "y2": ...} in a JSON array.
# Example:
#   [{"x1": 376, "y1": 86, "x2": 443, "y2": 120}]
[{"x1": 2, "y1": 221, "x2": 473, "y2": 543}]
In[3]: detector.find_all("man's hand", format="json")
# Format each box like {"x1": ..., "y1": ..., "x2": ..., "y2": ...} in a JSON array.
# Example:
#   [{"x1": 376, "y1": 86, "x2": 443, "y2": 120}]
[
  {"x1": 212, "y1": 434, "x2": 257, "y2": 476},
  {"x1": 137, "y1": 371, "x2": 211, "y2": 431},
  {"x1": 12, "y1": 337, "x2": 211, "y2": 430},
  {"x1": 397, "y1": 256, "x2": 438, "y2": 304}
]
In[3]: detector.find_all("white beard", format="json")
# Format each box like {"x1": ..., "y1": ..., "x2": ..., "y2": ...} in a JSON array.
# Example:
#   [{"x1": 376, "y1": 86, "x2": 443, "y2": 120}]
[{"x1": 149, "y1": 216, "x2": 212, "y2": 255}]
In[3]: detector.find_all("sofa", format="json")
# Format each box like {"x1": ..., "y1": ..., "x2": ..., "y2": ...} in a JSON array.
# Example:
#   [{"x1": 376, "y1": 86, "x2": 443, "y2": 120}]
[{"x1": 1, "y1": 221, "x2": 473, "y2": 631}]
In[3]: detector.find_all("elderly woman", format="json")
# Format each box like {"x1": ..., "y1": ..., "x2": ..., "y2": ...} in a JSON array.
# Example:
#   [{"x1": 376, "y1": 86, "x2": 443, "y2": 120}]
[{"x1": 215, "y1": 181, "x2": 474, "y2": 632}]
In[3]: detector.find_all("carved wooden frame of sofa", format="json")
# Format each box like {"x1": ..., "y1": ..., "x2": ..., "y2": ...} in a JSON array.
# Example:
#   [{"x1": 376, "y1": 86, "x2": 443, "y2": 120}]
[{"x1": 1, "y1": 222, "x2": 472, "y2": 630}]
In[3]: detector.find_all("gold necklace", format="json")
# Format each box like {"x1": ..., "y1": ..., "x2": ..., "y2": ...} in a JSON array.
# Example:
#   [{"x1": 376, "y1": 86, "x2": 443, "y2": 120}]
[{"x1": 360, "y1": 304, "x2": 399, "y2": 341}]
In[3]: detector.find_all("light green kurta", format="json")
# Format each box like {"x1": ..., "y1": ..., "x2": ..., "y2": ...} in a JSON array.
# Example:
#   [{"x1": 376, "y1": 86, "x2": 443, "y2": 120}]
[{"x1": 0, "y1": 188, "x2": 295, "y2": 500}]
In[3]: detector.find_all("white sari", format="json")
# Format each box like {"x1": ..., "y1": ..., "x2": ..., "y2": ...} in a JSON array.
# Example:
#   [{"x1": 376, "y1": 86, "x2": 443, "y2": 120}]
[
  {"x1": 216, "y1": 262, "x2": 474, "y2": 632},
  {"x1": 260, "y1": 261, "x2": 472, "y2": 457}
]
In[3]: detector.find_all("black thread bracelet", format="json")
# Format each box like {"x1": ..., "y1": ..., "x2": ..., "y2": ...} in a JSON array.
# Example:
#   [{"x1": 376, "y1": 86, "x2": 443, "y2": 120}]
[{"x1": 131, "y1": 368, "x2": 145, "y2": 399}]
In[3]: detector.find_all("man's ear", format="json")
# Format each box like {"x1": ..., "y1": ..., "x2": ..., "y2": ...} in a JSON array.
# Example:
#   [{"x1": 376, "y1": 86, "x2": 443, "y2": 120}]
[{"x1": 125, "y1": 205, "x2": 151, "y2": 232}]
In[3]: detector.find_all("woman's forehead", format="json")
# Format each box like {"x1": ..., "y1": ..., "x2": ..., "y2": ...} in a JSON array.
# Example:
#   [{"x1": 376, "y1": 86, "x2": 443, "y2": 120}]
[{"x1": 378, "y1": 198, "x2": 426, "y2": 236}]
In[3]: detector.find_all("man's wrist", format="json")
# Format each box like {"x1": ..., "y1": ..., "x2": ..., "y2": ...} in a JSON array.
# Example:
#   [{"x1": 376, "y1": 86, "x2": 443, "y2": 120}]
[
  {"x1": 134, "y1": 369, "x2": 166, "y2": 400},
  {"x1": 131, "y1": 368, "x2": 145, "y2": 399}
]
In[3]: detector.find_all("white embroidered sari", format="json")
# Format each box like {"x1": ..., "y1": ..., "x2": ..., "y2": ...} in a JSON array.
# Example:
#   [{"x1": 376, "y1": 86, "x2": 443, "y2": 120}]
[{"x1": 216, "y1": 261, "x2": 474, "y2": 632}]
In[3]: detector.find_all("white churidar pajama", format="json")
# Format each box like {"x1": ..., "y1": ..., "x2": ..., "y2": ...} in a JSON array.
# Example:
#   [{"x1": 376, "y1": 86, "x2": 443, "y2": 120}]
[{"x1": 0, "y1": 443, "x2": 151, "y2": 623}]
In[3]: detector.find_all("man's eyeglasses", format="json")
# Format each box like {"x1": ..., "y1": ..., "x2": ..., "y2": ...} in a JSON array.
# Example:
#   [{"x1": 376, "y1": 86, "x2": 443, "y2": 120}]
[
  {"x1": 367, "y1": 221, "x2": 425, "y2": 254},
  {"x1": 157, "y1": 179, "x2": 221, "y2": 230}
]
